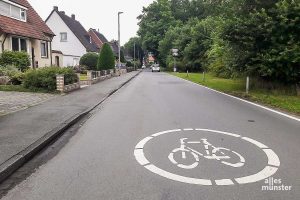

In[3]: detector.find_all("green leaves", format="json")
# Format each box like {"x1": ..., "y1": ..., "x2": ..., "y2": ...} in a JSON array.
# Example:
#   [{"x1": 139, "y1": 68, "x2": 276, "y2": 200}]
[{"x1": 97, "y1": 43, "x2": 115, "y2": 70}]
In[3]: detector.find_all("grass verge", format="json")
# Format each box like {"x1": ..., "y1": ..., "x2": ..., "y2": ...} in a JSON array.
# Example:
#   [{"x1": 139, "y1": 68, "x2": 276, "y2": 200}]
[
  {"x1": 170, "y1": 72, "x2": 300, "y2": 116},
  {"x1": 0, "y1": 85, "x2": 57, "y2": 93}
]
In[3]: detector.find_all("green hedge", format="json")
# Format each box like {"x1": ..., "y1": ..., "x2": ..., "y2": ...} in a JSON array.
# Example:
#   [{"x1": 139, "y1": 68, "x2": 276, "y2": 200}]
[
  {"x1": 79, "y1": 52, "x2": 98, "y2": 70},
  {"x1": 23, "y1": 67, "x2": 78, "y2": 91},
  {"x1": 0, "y1": 51, "x2": 30, "y2": 72}
]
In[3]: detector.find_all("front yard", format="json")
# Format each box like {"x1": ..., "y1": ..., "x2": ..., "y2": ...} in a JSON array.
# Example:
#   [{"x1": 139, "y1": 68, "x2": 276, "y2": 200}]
[{"x1": 170, "y1": 72, "x2": 300, "y2": 116}]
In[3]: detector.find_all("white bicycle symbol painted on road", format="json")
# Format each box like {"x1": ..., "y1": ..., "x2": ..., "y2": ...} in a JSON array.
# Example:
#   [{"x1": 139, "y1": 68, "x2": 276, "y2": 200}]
[{"x1": 168, "y1": 138, "x2": 245, "y2": 169}]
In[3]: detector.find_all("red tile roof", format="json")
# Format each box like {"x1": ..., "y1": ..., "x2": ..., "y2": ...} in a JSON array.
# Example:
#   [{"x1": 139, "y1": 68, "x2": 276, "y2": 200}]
[{"x1": 0, "y1": 0, "x2": 54, "y2": 41}]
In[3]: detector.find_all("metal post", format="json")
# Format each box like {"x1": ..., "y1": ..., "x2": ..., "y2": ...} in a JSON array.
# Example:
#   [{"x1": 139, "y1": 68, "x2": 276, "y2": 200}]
[
  {"x1": 246, "y1": 76, "x2": 250, "y2": 94},
  {"x1": 118, "y1": 12, "x2": 123, "y2": 69},
  {"x1": 134, "y1": 42, "x2": 136, "y2": 70},
  {"x1": 173, "y1": 57, "x2": 176, "y2": 72},
  {"x1": 202, "y1": 71, "x2": 205, "y2": 82}
]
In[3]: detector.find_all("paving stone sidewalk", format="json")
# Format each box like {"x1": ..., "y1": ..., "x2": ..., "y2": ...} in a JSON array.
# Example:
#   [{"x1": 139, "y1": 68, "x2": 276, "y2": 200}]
[{"x1": 0, "y1": 92, "x2": 56, "y2": 116}]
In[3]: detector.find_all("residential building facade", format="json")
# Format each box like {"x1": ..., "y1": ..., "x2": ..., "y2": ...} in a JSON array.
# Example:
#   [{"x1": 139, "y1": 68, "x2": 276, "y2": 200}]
[
  {"x1": 0, "y1": 0, "x2": 55, "y2": 68},
  {"x1": 46, "y1": 6, "x2": 98, "y2": 67}
]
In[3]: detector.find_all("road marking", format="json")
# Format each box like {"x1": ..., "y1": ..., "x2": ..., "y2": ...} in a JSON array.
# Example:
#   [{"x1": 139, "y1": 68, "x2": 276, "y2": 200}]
[
  {"x1": 134, "y1": 128, "x2": 280, "y2": 186},
  {"x1": 235, "y1": 166, "x2": 278, "y2": 184},
  {"x1": 174, "y1": 75, "x2": 300, "y2": 122},
  {"x1": 263, "y1": 149, "x2": 280, "y2": 167},
  {"x1": 183, "y1": 128, "x2": 194, "y2": 131},
  {"x1": 135, "y1": 136, "x2": 153, "y2": 149},
  {"x1": 145, "y1": 164, "x2": 212, "y2": 185},
  {"x1": 195, "y1": 129, "x2": 241, "y2": 138},
  {"x1": 242, "y1": 137, "x2": 269, "y2": 149},
  {"x1": 134, "y1": 149, "x2": 150, "y2": 166},
  {"x1": 215, "y1": 179, "x2": 234, "y2": 186}
]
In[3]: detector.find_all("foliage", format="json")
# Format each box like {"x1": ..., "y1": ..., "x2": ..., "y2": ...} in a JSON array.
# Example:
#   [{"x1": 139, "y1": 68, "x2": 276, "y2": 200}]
[
  {"x1": 23, "y1": 67, "x2": 78, "y2": 91},
  {"x1": 137, "y1": 0, "x2": 300, "y2": 86},
  {"x1": 137, "y1": 0, "x2": 177, "y2": 59},
  {"x1": 0, "y1": 65, "x2": 24, "y2": 85},
  {"x1": 0, "y1": 51, "x2": 30, "y2": 72},
  {"x1": 120, "y1": 50, "x2": 126, "y2": 63},
  {"x1": 79, "y1": 52, "x2": 98, "y2": 70},
  {"x1": 124, "y1": 37, "x2": 145, "y2": 64},
  {"x1": 97, "y1": 43, "x2": 115, "y2": 70}
]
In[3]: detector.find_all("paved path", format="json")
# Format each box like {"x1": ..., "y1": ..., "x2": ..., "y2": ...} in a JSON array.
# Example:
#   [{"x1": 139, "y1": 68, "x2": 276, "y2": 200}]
[
  {"x1": 0, "y1": 72, "x2": 139, "y2": 166},
  {"x1": 1, "y1": 71, "x2": 299, "y2": 200},
  {"x1": 0, "y1": 92, "x2": 56, "y2": 116}
]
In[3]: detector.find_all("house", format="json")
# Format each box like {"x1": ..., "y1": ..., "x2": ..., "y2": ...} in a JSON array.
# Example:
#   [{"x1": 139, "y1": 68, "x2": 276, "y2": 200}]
[
  {"x1": 88, "y1": 28, "x2": 108, "y2": 51},
  {"x1": 46, "y1": 6, "x2": 98, "y2": 67},
  {"x1": 88, "y1": 29, "x2": 119, "y2": 58},
  {"x1": 0, "y1": 0, "x2": 55, "y2": 68}
]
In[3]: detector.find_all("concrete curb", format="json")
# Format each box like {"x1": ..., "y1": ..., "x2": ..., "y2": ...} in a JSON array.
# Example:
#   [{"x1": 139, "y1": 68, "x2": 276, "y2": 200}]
[{"x1": 0, "y1": 70, "x2": 141, "y2": 184}]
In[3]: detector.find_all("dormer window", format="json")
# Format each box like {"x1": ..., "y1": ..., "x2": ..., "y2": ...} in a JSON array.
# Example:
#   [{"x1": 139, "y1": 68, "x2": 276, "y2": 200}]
[{"x1": 0, "y1": 0, "x2": 27, "y2": 22}]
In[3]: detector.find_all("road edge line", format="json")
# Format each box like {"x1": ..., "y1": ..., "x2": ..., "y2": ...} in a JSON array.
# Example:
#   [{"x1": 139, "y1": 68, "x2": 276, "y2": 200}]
[{"x1": 171, "y1": 74, "x2": 300, "y2": 122}]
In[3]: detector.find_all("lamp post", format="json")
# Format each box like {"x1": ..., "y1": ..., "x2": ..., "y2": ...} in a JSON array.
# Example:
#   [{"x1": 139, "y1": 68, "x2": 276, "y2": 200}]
[
  {"x1": 118, "y1": 11, "x2": 123, "y2": 69},
  {"x1": 134, "y1": 42, "x2": 136, "y2": 70}
]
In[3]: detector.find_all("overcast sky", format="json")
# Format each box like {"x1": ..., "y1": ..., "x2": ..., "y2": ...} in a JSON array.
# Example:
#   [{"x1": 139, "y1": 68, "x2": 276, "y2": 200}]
[{"x1": 29, "y1": 0, "x2": 154, "y2": 45}]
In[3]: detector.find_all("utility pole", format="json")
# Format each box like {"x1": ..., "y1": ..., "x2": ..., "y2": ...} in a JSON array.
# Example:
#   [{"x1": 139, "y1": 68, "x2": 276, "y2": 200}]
[
  {"x1": 118, "y1": 11, "x2": 123, "y2": 69},
  {"x1": 134, "y1": 42, "x2": 136, "y2": 70}
]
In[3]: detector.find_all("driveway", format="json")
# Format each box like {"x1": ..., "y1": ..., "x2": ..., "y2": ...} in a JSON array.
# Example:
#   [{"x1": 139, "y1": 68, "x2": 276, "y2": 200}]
[{"x1": 0, "y1": 91, "x2": 56, "y2": 116}]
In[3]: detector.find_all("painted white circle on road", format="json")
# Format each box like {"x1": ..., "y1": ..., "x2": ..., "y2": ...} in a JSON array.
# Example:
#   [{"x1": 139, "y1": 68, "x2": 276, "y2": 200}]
[{"x1": 134, "y1": 128, "x2": 280, "y2": 186}]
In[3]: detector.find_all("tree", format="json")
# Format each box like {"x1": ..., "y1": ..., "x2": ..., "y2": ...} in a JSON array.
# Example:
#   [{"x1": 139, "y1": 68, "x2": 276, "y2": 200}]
[
  {"x1": 120, "y1": 50, "x2": 126, "y2": 63},
  {"x1": 124, "y1": 37, "x2": 145, "y2": 64},
  {"x1": 79, "y1": 52, "x2": 98, "y2": 70},
  {"x1": 137, "y1": 0, "x2": 177, "y2": 58},
  {"x1": 97, "y1": 43, "x2": 115, "y2": 70}
]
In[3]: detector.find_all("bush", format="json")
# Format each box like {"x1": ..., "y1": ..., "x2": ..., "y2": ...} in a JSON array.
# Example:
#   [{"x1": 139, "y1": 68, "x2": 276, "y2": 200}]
[
  {"x1": 79, "y1": 52, "x2": 98, "y2": 70},
  {"x1": 0, "y1": 65, "x2": 23, "y2": 85},
  {"x1": 23, "y1": 67, "x2": 78, "y2": 91},
  {"x1": 97, "y1": 43, "x2": 115, "y2": 70},
  {"x1": 0, "y1": 51, "x2": 30, "y2": 72}
]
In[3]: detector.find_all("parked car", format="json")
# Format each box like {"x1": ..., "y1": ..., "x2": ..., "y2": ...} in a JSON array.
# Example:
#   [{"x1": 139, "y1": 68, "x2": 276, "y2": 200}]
[
  {"x1": 142, "y1": 65, "x2": 146, "y2": 69},
  {"x1": 152, "y1": 64, "x2": 160, "y2": 72}
]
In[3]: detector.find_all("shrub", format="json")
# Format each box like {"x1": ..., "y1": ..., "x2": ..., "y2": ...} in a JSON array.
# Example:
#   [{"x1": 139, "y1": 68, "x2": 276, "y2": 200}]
[
  {"x1": 0, "y1": 65, "x2": 23, "y2": 85},
  {"x1": 97, "y1": 43, "x2": 115, "y2": 70},
  {"x1": 23, "y1": 67, "x2": 78, "y2": 91},
  {"x1": 79, "y1": 52, "x2": 98, "y2": 70},
  {"x1": 0, "y1": 51, "x2": 30, "y2": 72}
]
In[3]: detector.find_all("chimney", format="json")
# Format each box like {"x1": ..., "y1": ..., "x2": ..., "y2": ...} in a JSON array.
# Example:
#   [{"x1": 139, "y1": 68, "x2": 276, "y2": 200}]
[
  {"x1": 53, "y1": 6, "x2": 58, "y2": 11},
  {"x1": 61, "y1": 11, "x2": 65, "y2": 15},
  {"x1": 71, "y1": 14, "x2": 75, "y2": 20}
]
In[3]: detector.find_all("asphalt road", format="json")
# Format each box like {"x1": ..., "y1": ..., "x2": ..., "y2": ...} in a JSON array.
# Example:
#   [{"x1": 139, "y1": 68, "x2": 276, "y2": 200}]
[{"x1": 1, "y1": 70, "x2": 299, "y2": 200}]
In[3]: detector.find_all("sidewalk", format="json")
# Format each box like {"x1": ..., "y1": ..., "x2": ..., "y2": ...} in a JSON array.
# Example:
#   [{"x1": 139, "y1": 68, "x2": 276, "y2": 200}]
[{"x1": 0, "y1": 71, "x2": 140, "y2": 182}]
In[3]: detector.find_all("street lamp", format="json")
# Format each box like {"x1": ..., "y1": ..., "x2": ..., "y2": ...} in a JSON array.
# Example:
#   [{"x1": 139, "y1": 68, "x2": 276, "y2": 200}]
[{"x1": 118, "y1": 11, "x2": 123, "y2": 69}]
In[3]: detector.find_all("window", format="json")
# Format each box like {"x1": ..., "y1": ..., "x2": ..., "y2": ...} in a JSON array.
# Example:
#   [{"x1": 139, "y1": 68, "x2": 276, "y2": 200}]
[
  {"x1": 20, "y1": 9, "x2": 26, "y2": 21},
  {"x1": 60, "y1": 33, "x2": 67, "y2": 42},
  {"x1": 0, "y1": 0, "x2": 27, "y2": 22},
  {"x1": 41, "y1": 41, "x2": 48, "y2": 58},
  {"x1": 11, "y1": 37, "x2": 27, "y2": 52},
  {"x1": 0, "y1": 1, "x2": 10, "y2": 16}
]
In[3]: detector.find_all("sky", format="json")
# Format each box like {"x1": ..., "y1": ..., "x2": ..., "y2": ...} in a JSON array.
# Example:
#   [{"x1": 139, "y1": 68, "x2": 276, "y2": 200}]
[{"x1": 28, "y1": 0, "x2": 154, "y2": 45}]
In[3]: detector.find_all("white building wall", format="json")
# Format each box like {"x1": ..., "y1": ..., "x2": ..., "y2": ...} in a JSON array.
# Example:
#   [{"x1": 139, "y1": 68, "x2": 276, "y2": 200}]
[{"x1": 46, "y1": 11, "x2": 86, "y2": 67}]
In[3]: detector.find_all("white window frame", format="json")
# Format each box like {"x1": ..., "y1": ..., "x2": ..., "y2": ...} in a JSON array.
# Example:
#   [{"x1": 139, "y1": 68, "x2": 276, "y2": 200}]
[
  {"x1": 11, "y1": 36, "x2": 28, "y2": 53},
  {"x1": 0, "y1": 0, "x2": 28, "y2": 22},
  {"x1": 41, "y1": 41, "x2": 48, "y2": 58},
  {"x1": 60, "y1": 32, "x2": 68, "y2": 42}
]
